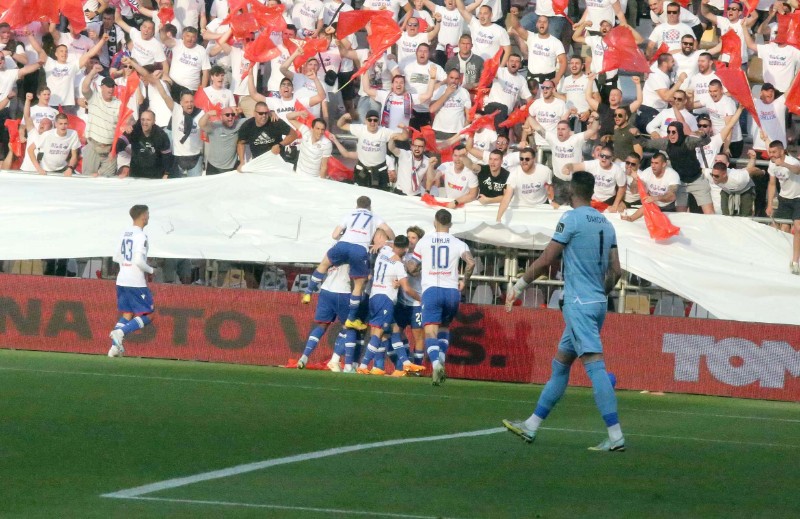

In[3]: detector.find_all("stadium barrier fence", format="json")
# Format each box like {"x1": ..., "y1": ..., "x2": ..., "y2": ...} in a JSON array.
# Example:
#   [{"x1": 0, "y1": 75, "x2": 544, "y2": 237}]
[{"x1": 1, "y1": 273, "x2": 798, "y2": 402}]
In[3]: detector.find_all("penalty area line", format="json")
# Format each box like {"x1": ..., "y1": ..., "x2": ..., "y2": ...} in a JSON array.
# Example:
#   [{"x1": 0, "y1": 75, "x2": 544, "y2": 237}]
[
  {"x1": 114, "y1": 496, "x2": 469, "y2": 519},
  {"x1": 101, "y1": 427, "x2": 506, "y2": 499}
]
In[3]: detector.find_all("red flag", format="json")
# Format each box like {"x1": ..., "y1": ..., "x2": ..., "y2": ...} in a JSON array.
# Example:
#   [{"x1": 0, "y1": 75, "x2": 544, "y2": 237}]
[
  {"x1": 421, "y1": 193, "x2": 451, "y2": 207},
  {"x1": 637, "y1": 178, "x2": 681, "y2": 240},
  {"x1": 336, "y1": 10, "x2": 392, "y2": 40},
  {"x1": 600, "y1": 26, "x2": 651, "y2": 74},
  {"x1": 289, "y1": 37, "x2": 330, "y2": 71},
  {"x1": 229, "y1": 12, "x2": 261, "y2": 41},
  {"x1": 417, "y1": 18, "x2": 429, "y2": 33},
  {"x1": 469, "y1": 49, "x2": 503, "y2": 120},
  {"x1": 58, "y1": 0, "x2": 87, "y2": 33},
  {"x1": 157, "y1": 7, "x2": 174, "y2": 27},
  {"x1": 675, "y1": 0, "x2": 691, "y2": 6},
  {"x1": 111, "y1": 107, "x2": 134, "y2": 156},
  {"x1": 775, "y1": 12, "x2": 800, "y2": 49},
  {"x1": 244, "y1": 31, "x2": 281, "y2": 66},
  {"x1": 591, "y1": 199, "x2": 610, "y2": 212},
  {"x1": 4, "y1": 119, "x2": 24, "y2": 159},
  {"x1": 717, "y1": 30, "x2": 742, "y2": 70},
  {"x1": 499, "y1": 98, "x2": 535, "y2": 129},
  {"x1": 347, "y1": 17, "x2": 402, "y2": 84},
  {"x1": 0, "y1": 0, "x2": 59, "y2": 29},
  {"x1": 715, "y1": 66, "x2": 760, "y2": 128},
  {"x1": 294, "y1": 100, "x2": 333, "y2": 139},
  {"x1": 552, "y1": 0, "x2": 572, "y2": 25},
  {"x1": 419, "y1": 125, "x2": 438, "y2": 153},
  {"x1": 326, "y1": 156, "x2": 353, "y2": 182},
  {"x1": 460, "y1": 110, "x2": 500, "y2": 136},
  {"x1": 193, "y1": 87, "x2": 223, "y2": 122},
  {"x1": 250, "y1": 2, "x2": 287, "y2": 32},
  {"x1": 648, "y1": 42, "x2": 669, "y2": 65},
  {"x1": 740, "y1": 0, "x2": 758, "y2": 17},
  {"x1": 784, "y1": 74, "x2": 800, "y2": 115}
]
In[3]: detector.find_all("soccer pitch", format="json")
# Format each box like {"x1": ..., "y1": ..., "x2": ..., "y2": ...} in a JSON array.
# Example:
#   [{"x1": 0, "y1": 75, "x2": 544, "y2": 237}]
[{"x1": 1, "y1": 350, "x2": 798, "y2": 518}]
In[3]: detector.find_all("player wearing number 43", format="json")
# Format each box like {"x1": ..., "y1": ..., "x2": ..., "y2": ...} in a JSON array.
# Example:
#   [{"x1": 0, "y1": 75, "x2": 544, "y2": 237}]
[
  {"x1": 108, "y1": 205, "x2": 157, "y2": 358},
  {"x1": 503, "y1": 172, "x2": 625, "y2": 451}
]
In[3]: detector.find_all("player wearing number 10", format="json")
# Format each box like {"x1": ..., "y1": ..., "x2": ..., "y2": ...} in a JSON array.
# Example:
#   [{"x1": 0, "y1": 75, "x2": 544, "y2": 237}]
[
  {"x1": 412, "y1": 209, "x2": 476, "y2": 386},
  {"x1": 303, "y1": 196, "x2": 396, "y2": 332},
  {"x1": 108, "y1": 205, "x2": 156, "y2": 358},
  {"x1": 502, "y1": 172, "x2": 625, "y2": 451}
]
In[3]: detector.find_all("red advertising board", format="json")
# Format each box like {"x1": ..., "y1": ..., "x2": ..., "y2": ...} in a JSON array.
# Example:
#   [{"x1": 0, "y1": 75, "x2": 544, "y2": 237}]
[{"x1": 2, "y1": 274, "x2": 799, "y2": 401}]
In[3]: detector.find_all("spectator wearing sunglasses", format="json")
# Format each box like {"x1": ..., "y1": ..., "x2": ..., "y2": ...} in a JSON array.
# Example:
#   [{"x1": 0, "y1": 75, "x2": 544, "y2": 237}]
[
  {"x1": 694, "y1": 109, "x2": 741, "y2": 172},
  {"x1": 646, "y1": 89, "x2": 697, "y2": 138},
  {"x1": 563, "y1": 144, "x2": 626, "y2": 211},
  {"x1": 621, "y1": 152, "x2": 680, "y2": 222},
  {"x1": 646, "y1": 2, "x2": 694, "y2": 57},
  {"x1": 496, "y1": 147, "x2": 555, "y2": 223},
  {"x1": 648, "y1": 0, "x2": 703, "y2": 40},
  {"x1": 200, "y1": 108, "x2": 245, "y2": 175},
  {"x1": 702, "y1": 0, "x2": 758, "y2": 67}
]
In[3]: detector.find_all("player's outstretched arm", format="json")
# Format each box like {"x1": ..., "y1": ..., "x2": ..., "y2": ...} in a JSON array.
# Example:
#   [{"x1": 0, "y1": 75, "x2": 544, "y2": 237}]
[{"x1": 605, "y1": 246, "x2": 622, "y2": 295}]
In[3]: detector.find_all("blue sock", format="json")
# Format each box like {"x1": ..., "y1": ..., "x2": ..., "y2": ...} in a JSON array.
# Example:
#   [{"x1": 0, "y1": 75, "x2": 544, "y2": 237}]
[
  {"x1": 114, "y1": 317, "x2": 129, "y2": 330},
  {"x1": 375, "y1": 339, "x2": 388, "y2": 370},
  {"x1": 386, "y1": 348, "x2": 398, "y2": 369},
  {"x1": 425, "y1": 337, "x2": 440, "y2": 365},
  {"x1": 361, "y1": 335, "x2": 381, "y2": 366},
  {"x1": 438, "y1": 331, "x2": 449, "y2": 364},
  {"x1": 120, "y1": 315, "x2": 151, "y2": 335},
  {"x1": 585, "y1": 360, "x2": 619, "y2": 427},
  {"x1": 392, "y1": 333, "x2": 409, "y2": 365},
  {"x1": 333, "y1": 332, "x2": 346, "y2": 356},
  {"x1": 347, "y1": 295, "x2": 362, "y2": 321},
  {"x1": 303, "y1": 326, "x2": 326, "y2": 357},
  {"x1": 534, "y1": 359, "x2": 571, "y2": 420},
  {"x1": 306, "y1": 271, "x2": 325, "y2": 294},
  {"x1": 413, "y1": 351, "x2": 425, "y2": 365},
  {"x1": 344, "y1": 329, "x2": 357, "y2": 364}
]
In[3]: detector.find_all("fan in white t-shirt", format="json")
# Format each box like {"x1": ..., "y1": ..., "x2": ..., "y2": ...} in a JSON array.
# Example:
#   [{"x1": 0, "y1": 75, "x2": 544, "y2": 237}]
[
  {"x1": 286, "y1": 111, "x2": 334, "y2": 178},
  {"x1": 496, "y1": 148, "x2": 555, "y2": 222},
  {"x1": 564, "y1": 146, "x2": 626, "y2": 210},
  {"x1": 430, "y1": 69, "x2": 471, "y2": 138},
  {"x1": 29, "y1": 34, "x2": 105, "y2": 108},
  {"x1": 455, "y1": 1, "x2": 510, "y2": 62},
  {"x1": 163, "y1": 28, "x2": 211, "y2": 91},
  {"x1": 28, "y1": 115, "x2": 81, "y2": 175},
  {"x1": 621, "y1": 152, "x2": 680, "y2": 221},
  {"x1": 426, "y1": 146, "x2": 479, "y2": 207}
]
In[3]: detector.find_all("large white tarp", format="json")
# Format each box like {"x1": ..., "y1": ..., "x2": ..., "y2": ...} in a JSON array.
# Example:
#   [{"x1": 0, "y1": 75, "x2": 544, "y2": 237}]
[{"x1": 2, "y1": 153, "x2": 799, "y2": 325}]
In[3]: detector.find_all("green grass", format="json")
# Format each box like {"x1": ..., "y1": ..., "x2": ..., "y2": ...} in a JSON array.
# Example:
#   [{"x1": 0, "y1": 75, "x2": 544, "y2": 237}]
[{"x1": 1, "y1": 349, "x2": 799, "y2": 518}]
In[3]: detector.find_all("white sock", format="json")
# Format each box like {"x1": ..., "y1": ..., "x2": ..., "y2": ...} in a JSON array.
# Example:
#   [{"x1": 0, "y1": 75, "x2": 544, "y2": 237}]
[
  {"x1": 299, "y1": 355, "x2": 308, "y2": 363},
  {"x1": 432, "y1": 360, "x2": 441, "y2": 371},
  {"x1": 358, "y1": 363, "x2": 367, "y2": 370},
  {"x1": 524, "y1": 414, "x2": 543, "y2": 432},
  {"x1": 440, "y1": 353, "x2": 446, "y2": 365},
  {"x1": 330, "y1": 353, "x2": 340, "y2": 363},
  {"x1": 608, "y1": 424, "x2": 623, "y2": 442},
  {"x1": 344, "y1": 363, "x2": 352, "y2": 370}
]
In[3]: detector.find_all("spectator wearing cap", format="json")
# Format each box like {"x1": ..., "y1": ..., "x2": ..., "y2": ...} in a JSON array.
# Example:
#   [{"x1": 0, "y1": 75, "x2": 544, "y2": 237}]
[
  {"x1": 337, "y1": 110, "x2": 406, "y2": 190},
  {"x1": 81, "y1": 64, "x2": 122, "y2": 177},
  {"x1": 200, "y1": 107, "x2": 246, "y2": 175}
]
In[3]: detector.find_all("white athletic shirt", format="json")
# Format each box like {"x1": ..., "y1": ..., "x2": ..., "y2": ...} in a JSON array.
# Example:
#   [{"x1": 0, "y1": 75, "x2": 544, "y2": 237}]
[
  {"x1": 431, "y1": 86, "x2": 471, "y2": 134},
  {"x1": 468, "y1": 18, "x2": 509, "y2": 61},
  {"x1": 437, "y1": 162, "x2": 479, "y2": 199},
  {"x1": 338, "y1": 208, "x2": 385, "y2": 248},
  {"x1": 350, "y1": 124, "x2": 395, "y2": 167},
  {"x1": 546, "y1": 131, "x2": 586, "y2": 182},
  {"x1": 296, "y1": 131, "x2": 332, "y2": 177},
  {"x1": 129, "y1": 29, "x2": 167, "y2": 65},
  {"x1": 529, "y1": 97, "x2": 567, "y2": 147},
  {"x1": 321, "y1": 263, "x2": 351, "y2": 294},
  {"x1": 114, "y1": 225, "x2": 151, "y2": 288},
  {"x1": 715, "y1": 168, "x2": 754, "y2": 195},
  {"x1": 525, "y1": 34, "x2": 565, "y2": 75},
  {"x1": 393, "y1": 149, "x2": 429, "y2": 196},
  {"x1": 37, "y1": 129, "x2": 80, "y2": 171},
  {"x1": 370, "y1": 245, "x2": 407, "y2": 302},
  {"x1": 169, "y1": 42, "x2": 211, "y2": 90},
  {"x1": 585, "y1": 159, "x2": 625, "y2": 201},
  {"x1": 44, "y1": 58, "x2": 80, "y2": 106},
  {"x1": 413, "y1": 232, "x2": 470, "y2": 292}
]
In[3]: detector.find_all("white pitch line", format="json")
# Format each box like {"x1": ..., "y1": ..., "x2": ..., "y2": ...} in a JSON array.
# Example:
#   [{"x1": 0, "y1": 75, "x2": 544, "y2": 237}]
[
  {"x1": 3, "y1": 365, "x2": 799, "y2": 424},
  {"x1": 101, "y1": 427, "x2": 506, "y2": 499},
  {"x1": 540, "y1": 427, "x2": 800, "y2": 449},
  {"x1": 117, "y1": 496, "x2": 469, "y2": 519}
]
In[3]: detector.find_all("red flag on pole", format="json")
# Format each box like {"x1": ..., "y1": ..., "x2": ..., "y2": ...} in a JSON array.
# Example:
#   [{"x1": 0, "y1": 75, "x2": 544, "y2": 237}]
[
  {"x1": 244, "y1": 32, "x2": 281, "y2": 65},
  {"x1": 460, "y1": 110, "x2": 500, "y2": 136},
  {"x1": 111, "y1": 107, "x2": 134, "y2": 156},
  {"x1": 336, "y1": 10, "x2": 392, "y2": 40},
  {"x1": 58, "y1": 0, "x2": 87, "y2": 33},
  {"x1": 600, "y1": 26, "x2": 651, "y2": 74},
  {"x1": 648, "y1": 42, "x2": 669, "y2": 65},
  {"x1": 468, "y1": 48, "x2": 503, "y2": 120},
  {"x1": 717, "y1": 30, "x2": 743, "y2": 70},
  {"x1": 345, "y1": 16, "x2": 402, "y2": 85},
  {"x1": 552, "y1": 0, "x2": 572, "y2": 25},
  {"x1": 740, "y1": 0, "x2": 758, "y2": 17},
  {"x1": 715, "y1": 66, "x2": 761, "y2": 128},
  {"x1": 637, "y1": 179, "x2": 681, "y2": 240},
  {"x1": 193, "y1": 86, "x2": 223, "y2": 122},
  {"x1": 4, "y1": 119, "x2": 24, "y2": 165},
  {"x1": 499, "y1": 98, "x2": 535, "y2": 129}
]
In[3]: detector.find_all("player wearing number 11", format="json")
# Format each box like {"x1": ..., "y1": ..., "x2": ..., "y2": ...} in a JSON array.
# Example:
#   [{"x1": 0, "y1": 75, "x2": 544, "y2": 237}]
[
  {"x1": 108, "y1": 205, "x2": 157, "y2": 358},
  {"x1": 502, "y1": 172, "x2": 624, "y2": 451}
]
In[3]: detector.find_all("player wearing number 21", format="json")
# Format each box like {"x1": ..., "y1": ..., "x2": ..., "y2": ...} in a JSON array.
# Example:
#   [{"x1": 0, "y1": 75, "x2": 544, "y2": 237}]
[
  {"x1": 108, "y1": 205, "x2": 157, "y2": 358},
  {"x1": 411, "y1": 209, "x2": 475, "y2": 386},
  {"x1": 503, "y1": 172, "x2": 626, "y2": 452}
]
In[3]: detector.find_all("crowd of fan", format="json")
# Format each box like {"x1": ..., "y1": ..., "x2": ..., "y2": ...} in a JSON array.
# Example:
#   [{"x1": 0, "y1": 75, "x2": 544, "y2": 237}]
[{"x1": 1, "y1": 0, "x2": 799, "y2": 273}]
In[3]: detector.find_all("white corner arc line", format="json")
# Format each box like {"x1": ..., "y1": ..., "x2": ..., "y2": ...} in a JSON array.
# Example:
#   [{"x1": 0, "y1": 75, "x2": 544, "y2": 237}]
[
  {"x1": 117, "y1": 496, "x2": 463, "y2": 519},
  {"x1": 101, "y1": 427, "x2": 506, "y2": 499}
]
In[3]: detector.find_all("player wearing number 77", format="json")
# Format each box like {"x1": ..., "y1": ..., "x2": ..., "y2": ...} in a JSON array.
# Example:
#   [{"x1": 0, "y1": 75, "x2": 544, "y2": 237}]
[
  {"x1": 410, "y1": 209, "x2": 476, "y2": 386},
  {"x1": 502, "y1": 172, "x2": 626, "y2": 451},
  {"x1": 108, "y1": 205, "x2": 157, "y2": 358},
  {"x1": 303, "y1": 196, "x2": 396, "y2": 332}
]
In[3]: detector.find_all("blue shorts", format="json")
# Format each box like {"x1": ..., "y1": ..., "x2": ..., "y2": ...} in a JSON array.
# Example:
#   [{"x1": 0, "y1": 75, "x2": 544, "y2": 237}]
[
  {"x1": 395, "y1": 303, "x2": 422, "y2": 329},
  {"x1": 326, "y1": 241, "x2": 370, "y2": 278},
  {"x1": 421, "y1": 287, "x2": 460, "y2": 327},
  {"x1": 314, "y1": 290, "x2": 350, "y2": 324},
  {"x1": 116, "y1": 285, "x2": 155, "y2": 315},
  {"x1": 557, "y1": 301, "x2": 607, "y2": 357},
  {"x1": 368, "y1": 294, "x2": 395, "y2": 330}
]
